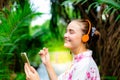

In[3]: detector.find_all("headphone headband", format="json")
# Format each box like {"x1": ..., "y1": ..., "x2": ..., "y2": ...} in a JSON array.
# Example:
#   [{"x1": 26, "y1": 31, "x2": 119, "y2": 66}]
[
  {"x1": 81, "y1": 19, "x2": 91, "y2": 42},
  {"x1": 85, "y1": 19, "x2": 91, "y2": 35}
]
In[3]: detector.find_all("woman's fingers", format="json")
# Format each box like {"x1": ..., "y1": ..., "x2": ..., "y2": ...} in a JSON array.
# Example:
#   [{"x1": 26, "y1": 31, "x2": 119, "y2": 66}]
[
  {"x1": 24, "y1": 63, "x2": 30, "y2": 78},
  {"x1": 39, "y1": 48, "x2": 47, "y2": 57},
  {"x1": 39, "y1": 50, "x2": 44, "y2": 55},
  {"x1": 30, "y1": 66, "x2": 36, "y2": 73},
  {"x1": 24, "y1": 63, "x2": 40, "y2": 80},
  {"x1": 38, "y1": 47, "x2": 50, "y2": 65},
  {"x1": 44, "y1": 48, "x2": 48, "y2": 54},
  {"x1": 39, "y1": 49, "x2": 46, "y2": 56}
]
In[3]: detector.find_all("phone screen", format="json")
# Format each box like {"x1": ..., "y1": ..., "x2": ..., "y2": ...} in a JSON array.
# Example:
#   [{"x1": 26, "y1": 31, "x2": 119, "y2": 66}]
[{"x1": 21, "y1": 52, "x2": 30, "y2": 65}]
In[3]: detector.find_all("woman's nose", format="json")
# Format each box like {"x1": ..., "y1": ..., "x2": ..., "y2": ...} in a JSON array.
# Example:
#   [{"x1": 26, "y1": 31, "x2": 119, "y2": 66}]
[{"x1": 64, "y1": 32, "x2": 68, "y2": 38}]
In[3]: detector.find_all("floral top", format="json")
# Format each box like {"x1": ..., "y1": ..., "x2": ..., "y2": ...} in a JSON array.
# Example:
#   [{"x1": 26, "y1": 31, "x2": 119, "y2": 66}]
[{"x1": 58, "y1": 50, "x2": 100, "y2": 80}]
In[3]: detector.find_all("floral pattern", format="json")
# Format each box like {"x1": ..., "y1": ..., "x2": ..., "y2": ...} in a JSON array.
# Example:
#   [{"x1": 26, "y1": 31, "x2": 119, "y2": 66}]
[{"x1": 58, "y1": 50, "x2": 100, "y2": 80}]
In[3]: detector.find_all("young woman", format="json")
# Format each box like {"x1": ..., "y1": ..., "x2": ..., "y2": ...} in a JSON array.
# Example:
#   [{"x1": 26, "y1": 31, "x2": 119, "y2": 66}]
[{"x1": 24, "y1": 19, "x2": 100, "y2": 80}]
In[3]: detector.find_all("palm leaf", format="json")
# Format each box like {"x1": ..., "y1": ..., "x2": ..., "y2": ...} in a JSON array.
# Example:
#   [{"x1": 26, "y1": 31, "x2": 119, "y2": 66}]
[
  {"x1": 97, "y1": 0, "x2": 120, "y2": 9},
  {"x1": 0, "y1": 0, "x2": 42, "y2": 79}
]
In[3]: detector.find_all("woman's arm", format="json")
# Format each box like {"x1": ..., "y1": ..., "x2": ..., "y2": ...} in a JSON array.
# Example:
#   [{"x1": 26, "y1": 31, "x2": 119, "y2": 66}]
[
  {"x1": 39, "y1": 47, "x2": 58, "y2": 80},
  {"x1": 45, "y1": 62, "x2": 58, "y2": 80}
]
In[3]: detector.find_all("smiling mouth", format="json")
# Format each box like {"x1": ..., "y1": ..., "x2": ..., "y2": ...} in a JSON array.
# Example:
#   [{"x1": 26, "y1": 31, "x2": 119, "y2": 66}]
[{"x1": 64, "y1": 38, "x2": 71, "y2": 42}]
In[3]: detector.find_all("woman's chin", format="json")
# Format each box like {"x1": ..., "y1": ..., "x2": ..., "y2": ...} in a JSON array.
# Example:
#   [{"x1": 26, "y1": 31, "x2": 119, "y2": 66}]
[{"x1": 64, "y1": 43, "x2": 71, "y2": 48}]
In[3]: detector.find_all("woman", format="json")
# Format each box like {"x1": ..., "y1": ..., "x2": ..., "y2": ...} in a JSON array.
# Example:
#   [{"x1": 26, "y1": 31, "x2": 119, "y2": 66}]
[{"x1": 24, "y1": 19, "x2": 100, "y2": 80}]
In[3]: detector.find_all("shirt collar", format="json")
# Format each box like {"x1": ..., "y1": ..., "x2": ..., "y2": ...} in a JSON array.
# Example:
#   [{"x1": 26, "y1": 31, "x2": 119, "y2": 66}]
[{"x1": 73, "y1": 50, "x2": 92, "y2": 62}]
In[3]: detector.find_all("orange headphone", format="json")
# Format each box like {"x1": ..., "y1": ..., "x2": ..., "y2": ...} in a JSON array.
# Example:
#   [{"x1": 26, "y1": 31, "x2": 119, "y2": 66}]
[{"x1": 82, "y1": 19, "x2": 91, "y2": 42}]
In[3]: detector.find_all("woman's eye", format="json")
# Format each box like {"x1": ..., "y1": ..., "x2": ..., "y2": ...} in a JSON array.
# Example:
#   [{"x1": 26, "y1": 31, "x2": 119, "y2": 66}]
[{"x1": 69, "y1": 30, "x2": 74, "y2": 34}]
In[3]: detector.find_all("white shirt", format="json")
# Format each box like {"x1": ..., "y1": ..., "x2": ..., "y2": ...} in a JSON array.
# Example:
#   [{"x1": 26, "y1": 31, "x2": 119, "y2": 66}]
[{"x1": 58, "y1": 50, "x2": 100, "y2": 80}]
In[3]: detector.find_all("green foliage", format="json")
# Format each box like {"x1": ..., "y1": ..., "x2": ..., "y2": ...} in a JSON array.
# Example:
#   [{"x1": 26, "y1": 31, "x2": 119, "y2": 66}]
[
  {"x1": 97, "y1": 0, "x2": 120, "y2": 9},
  {"x1": 62, "y1": 0, "x2": 120, "y2": 21},
  {"x1": 88, "y1": 0, "x2": 120, "y2": 20},
  {"x1": 102, "y1": 76, "x2": 117, "y2": 80},
  {"x1": 14, "y1": 72, "x2": 26, "y2": 80},
  {"x1": 0, "y1": 0, "x2": 42, "y2": 79},
  {"x1": 62, "y1": 0, "x2": 88, "y2": 5},
  {"x1": 62, "y1": 0, "x2": 81, "y2": 19},
  {"x1": 30, "y1": 20, "x2": 51, "y2": 42},
  {"x1": 0, "y1": 53, "x2": 13, "y2": 80},
  {"x1": 28, "y1": 20, "x2": 52, "y2": 66},
  {"x1": 99, "y1": 0, "x2": 120, "y2": 21},
  {"x1": 30, "y1": 19, "x2": 67, "y2": 52}
]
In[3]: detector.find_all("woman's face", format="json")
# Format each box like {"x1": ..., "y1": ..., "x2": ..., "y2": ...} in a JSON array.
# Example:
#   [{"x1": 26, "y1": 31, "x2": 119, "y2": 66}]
[{"x1": 64, "y1": 21, "x2": 83, "y2": 49}]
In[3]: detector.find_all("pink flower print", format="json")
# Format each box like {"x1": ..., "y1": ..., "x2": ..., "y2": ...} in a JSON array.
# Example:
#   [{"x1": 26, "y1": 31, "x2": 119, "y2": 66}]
[
  {"x1": 74, "y1": 55, "x2": 84, "y2": 62},
  {"x1": 90, "y1": 67, "x2": 95, "y2": 73},
  {"x1": 74, "y1": 67, "x2": 76, "y2": 71},
  {"x1": 91, "y1": 77, "x2": 95, "y2": 80},
  {"x1": 95, "y1": 76, "x2": 97, "y2": 80},
  {"x1": 68, "y1": 73, "x2": 72, "y2": 80},
  {"x1": 68, "y1": 70, "x2": 74, "y2": 80},
  {"x1": 86, "y1": 72, "x2": 91, "y2": 78},
  {"x1": 92, "y1": 77, "x2": 97, "y2": 80}
]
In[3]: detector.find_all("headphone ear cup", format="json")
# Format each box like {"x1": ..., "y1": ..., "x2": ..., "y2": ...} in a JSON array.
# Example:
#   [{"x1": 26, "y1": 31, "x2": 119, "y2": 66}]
[{"x1": 82, "y1": 35, "x2": 89, "y2": 42}]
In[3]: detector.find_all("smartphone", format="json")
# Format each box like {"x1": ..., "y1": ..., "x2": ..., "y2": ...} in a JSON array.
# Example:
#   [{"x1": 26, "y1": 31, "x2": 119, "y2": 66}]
[{"x1": 21, "y1": 52, "x2": 30, "y2": 65}]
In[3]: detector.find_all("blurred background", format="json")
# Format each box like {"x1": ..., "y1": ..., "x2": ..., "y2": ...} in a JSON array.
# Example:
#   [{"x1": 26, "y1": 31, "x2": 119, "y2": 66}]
[{"x1": 0, "y1": 0, "x2": 120, "y2": 80}]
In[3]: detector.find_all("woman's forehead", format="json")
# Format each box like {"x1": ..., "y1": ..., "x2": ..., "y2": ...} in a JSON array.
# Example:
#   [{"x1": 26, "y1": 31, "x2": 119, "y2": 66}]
[{"x1": 67, "y1": 21, "x2": 83, "y2": 30}]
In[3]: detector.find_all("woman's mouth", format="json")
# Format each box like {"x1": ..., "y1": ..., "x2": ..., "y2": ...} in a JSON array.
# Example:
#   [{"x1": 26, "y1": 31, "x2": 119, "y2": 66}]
[{"x1": 64, "y1": 38, "x2": 71, "y2": 42}]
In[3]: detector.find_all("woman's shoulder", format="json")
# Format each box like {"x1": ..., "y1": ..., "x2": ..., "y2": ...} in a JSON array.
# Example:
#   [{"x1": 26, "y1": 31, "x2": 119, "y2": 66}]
[{"x1": 75, "y1": 55, "x2": 97, "y2": 69}]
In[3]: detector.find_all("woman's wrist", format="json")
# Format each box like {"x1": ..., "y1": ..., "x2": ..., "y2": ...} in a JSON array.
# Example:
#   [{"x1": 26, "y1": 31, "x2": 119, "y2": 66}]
[
  {"x1": 43, "y1": 61, "x2": 51, "y2": 67},
  {"x1": 44, "y1": 61, "x2": 58, "y2": 80}
]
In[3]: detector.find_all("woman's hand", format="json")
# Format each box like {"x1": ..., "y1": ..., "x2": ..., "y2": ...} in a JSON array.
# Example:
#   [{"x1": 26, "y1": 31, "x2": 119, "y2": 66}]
[
  {"x1": 39, "y1": 47, "x2": 58, "y2": 80},
  {"x1": 24, "y1": 63, "x2": 40, "y2": 80},
  {"x1": 39, "y1": 47, "x2": 50, "y2": 66}
]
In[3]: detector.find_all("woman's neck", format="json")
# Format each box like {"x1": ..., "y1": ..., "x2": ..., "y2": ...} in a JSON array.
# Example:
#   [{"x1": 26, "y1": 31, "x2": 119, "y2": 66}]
[{"x1": 71, "y1": 45, "x2": 87, "y2": 55}]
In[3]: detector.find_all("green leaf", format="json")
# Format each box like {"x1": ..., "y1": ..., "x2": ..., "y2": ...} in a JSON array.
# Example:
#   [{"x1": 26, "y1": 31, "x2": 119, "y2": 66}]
[
  {"x1": 98, "y1": 0, "x2": 120, "y2": 9},
  {"x1": 115, "y1": 15, "x2": 120, "y2": 21},
  {"x1": 74, "y1": 0, "x2": 88, "y2": 5},
  {"x1": 88, "y1": 2, "x2": 99, "y2": 13}
]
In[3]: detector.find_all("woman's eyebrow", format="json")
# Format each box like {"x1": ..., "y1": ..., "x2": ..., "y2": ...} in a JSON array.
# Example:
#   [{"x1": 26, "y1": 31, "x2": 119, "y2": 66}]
[
  {"x1": 69, "y1": 28, "x2": 75, "y2": 31},
  {"x1": 66, "y1": 27, "x2": 75, "y2": 33},
  {"x1": 66, "y1": 28, "x2": 72, "y2": 31}
]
